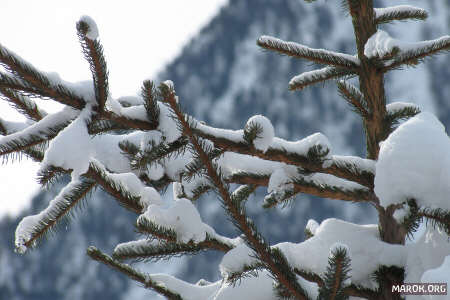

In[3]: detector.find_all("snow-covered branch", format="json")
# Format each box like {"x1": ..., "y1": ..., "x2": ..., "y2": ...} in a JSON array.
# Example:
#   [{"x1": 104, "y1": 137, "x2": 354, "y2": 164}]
[
  {"x1": 374, "y1": 5, "x2": 428, "y2": 25},
  {"x1": 257, "y1": 36, "x2": 360, "y2": 70}
]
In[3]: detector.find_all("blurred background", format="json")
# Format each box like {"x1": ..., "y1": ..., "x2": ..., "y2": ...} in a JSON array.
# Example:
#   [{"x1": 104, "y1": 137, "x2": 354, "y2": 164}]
[{"x1": 0, "y1": 0, "x2": 448, "y2": 299}]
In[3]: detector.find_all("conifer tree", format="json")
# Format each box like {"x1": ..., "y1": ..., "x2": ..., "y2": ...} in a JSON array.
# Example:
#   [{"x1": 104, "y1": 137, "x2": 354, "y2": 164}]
[{"x1": 1, "y1": 1, "x2": 449, "y2": 300}]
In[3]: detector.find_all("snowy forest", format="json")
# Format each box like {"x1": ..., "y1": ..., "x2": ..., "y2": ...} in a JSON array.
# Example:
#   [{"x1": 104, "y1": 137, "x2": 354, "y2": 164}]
[{"x1": 1, "y1": 0, "x2": 450, "y2": 300}]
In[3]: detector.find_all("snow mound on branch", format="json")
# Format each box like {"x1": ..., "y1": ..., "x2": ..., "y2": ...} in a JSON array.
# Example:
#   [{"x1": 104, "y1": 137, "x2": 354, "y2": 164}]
[
  {"x1": 306, "y1": 219, "x2": 319, "y2": 236},
  {"x1": 364, "y1": 30, "x2": 450, "y2": 59},
  {"x1": 375, "y1": 112, "x2": 450, "y2": 210},
  {"x1": 277, "y1": 218, "x2": 406, "y2": 289},
  {"x1": 79, "y1": 15, "x2": 99, "y2": 40},
  {"x1": 140, "y1": 198, "x2": 216, "y2": 243},
  {"x1": 245, "y1": 115, "x2": 274, "y2": 152},
  {"x1": 42, "y1": 108, "x2": 93, "y2": 179},
  {"x1": 219, "y1": 242, "x2": 254, "y2": 277}
]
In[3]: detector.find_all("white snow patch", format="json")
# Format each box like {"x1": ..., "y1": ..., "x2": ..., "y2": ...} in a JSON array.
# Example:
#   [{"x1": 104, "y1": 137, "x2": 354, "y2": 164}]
[
  {"x1": 79, "y1": 15, "x2": 99, "y2": 40},
  {"x1": 42, "y1": 107, "x2": 94, "y2": 179},
  {"x1": 139, "y1": 198, "x2": 216, "y2": 243},
  {"x1": 306, "y1": 219, "x2": 320, "y2": 236},
  {"x1": 386, "y1": 102, "x2": 420, "y2": 114},
  {"x1": 219, "y1": 242, "x2": 254, "y2": 277},
  {"x1": 245, "y1": 114, "x2": 274, "y2": 153},
  {"x1": 375, "y1": 112, "x2": 450, "y2": 210},
  {"x1": 421, "y1": 255, "x2": 450, "y2": 286},
  {"x1": 364, "y1": 30, "x2": 450, "y2": 60}
]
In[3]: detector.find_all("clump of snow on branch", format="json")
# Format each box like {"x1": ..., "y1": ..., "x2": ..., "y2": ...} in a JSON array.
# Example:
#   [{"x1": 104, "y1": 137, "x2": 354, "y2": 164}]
[
  {"x1": 364, "y1": 30, "x2": 450, "y2": 59},
  {"x1": 306, "y1": 219, "x2": 320, "y2": 235},
  {"x1": 375, "y1": 112, "x2": 450, "y2": 210},
  {"x1": 245, "y1": 114, "x2": 274, "y2": 152},
  {"x1": 79, "y1": 15, "x2": 99, "y2": 40},
  {"x1": 272, "y1": 132, "x2": 331, "y2": 158},
  {"x1": 386, "y1": 102, "x2": 420, "y2": 114},
  {"x1": 267, "y1": 167, "x2": 295, "y2": 195},
  {"x1": 42, "y1": 107, "x2": 94, "y2": 179},
  {"x1": 139, "y1": 198, "x2": 224, "y2": 243},
  {"x1": 276, "y1": 218, "x2": 406, "y2": 289},
  {"x1": 219, "y1": 242, "x2": 254, "y2": 277}
]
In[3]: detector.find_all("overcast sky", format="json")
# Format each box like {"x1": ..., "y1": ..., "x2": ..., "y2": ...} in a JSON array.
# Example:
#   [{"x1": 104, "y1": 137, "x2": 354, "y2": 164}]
[{"x1": 0, "y1": 0, "x2": 228, "y2": 217}]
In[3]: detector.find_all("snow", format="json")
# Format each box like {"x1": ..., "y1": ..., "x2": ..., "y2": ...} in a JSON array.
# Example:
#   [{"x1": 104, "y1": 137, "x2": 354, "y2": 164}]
[
  {"x1": 219, "y1": 242, "x2": 254, "y2": 277},
  {"x1": 195, "y1": 122, "x2": 244, "y2": 143},
  {"x1": 405, "y1": 227, "x2": 450, "y2": 284},
  {"x1": 42, "y1": 107, "x2": 93, "y2": 179},
  {"x1": 79, "y1": 15, "x2": 99, "y2": 40},
  {"x1": 213, "y1": 270, "x2": 277, "y2": 300},
  {"x1": 326, "y1": 155, "x2": 376, "y2": 174},
  {"x1": 375, "y1": 112, "x2": 450, "y2": 210},
  {"x1": 306, "y1": 219, "x2": 319, "y2": 236},
  {"x1": 271, "y1": 132, "x2": 331, "y2": 158},
  {"x1": 421, "y1": 255, "x2": 450, "y2": 285},
  {"x1": 386, "y1": 101, "x2": 420, "y2": 114},
  {"x1": 139, "y1": 198, "x2": 219, "y2": 243},
  {"x1": 276, "y1": 218, "x2": 406, "y2": 289},
  {"x1": 245, "y1": 115, "x2": 274, "y2": 152},
  {"x1": 364, "y1": 30, "x2": 450, "y2": 60},
  {"x1": 157, "y1": 103, "x2": 182, "y2": 143},
  {"x1": 267, "y1": 168, "x2": 294, "y2": 194}
]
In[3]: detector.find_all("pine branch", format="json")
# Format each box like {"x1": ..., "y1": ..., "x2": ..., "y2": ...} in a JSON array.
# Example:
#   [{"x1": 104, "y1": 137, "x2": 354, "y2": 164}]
[
  {"x1": 0, "y1": 118, "x2": 47, "y2": 163},
  {"x1": 374, "y1": 6, "x2": 428, "y2": 25},
  {"x1": 0, "y1": 87, "x2": 46, "y2": 121},
  {"x1": 77, "y1": 19, "x2": 109, "y2": 112},
  {"x1": 86, "y1": 160, "x2": 144, "y2": 214},
  {"x1": 257, "y1": 36, "x2": 359, "y2": 70},
  {"x1": 318, "y1": 246, "x2": 352, "y2": 300},
  {"x1": 383, "y1": 36, "x2": 450, "y2": 72},
  {"x1": 164, "y1": 83, "x2": 312, "y2": 300},
  {"x1": 37, "y1": 164, "x2": 69, "y2": 187},
  {"x1": 136, "y1": 215, "x2": 178, "y2": 242},
  {"x1": 384, "y1": 103, "x2": 421, "y2": 134},
  {"x1": 15, "y1": 178, "x2": 96, "y2": 253},
  {"x1": 290, "y1": 67, "x2": 356, "y2": 91},
  {"x1": 343, "y1": 284, "x2": 380, "y2": 299},
  {"x1": 336, "y1": 81, "x2": 370, "y2": 117},
  {"x1": 0, "y1": 113, "x2": 73, "y2": 159},
  {"x1": 0, "y1": 71, "x2": 41, "y2": 96},
  {"x1": 0, "y1": 43, "x2": 86, "y2": 109},
  {"x1": 420, "y1": 207, "x2": 450, "y2": 236},
  {"x1": 112, "y1": 235, "x2": 233, "y2": 262},
  {"x1": 87, "y1": 246, "x2": 183, "y2": 300},
  {"x1": 141, "y1": 80, "x2": 160, "y2": 126},
  {"x1": 127, "y1": 137, "x2": 188, "y2": 172}
]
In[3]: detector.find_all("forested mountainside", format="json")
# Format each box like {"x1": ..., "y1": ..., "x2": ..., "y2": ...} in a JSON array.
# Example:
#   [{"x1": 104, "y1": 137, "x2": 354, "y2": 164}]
[{"x1": 0, "y1": 1, "x2": 447, "y2": 299}]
